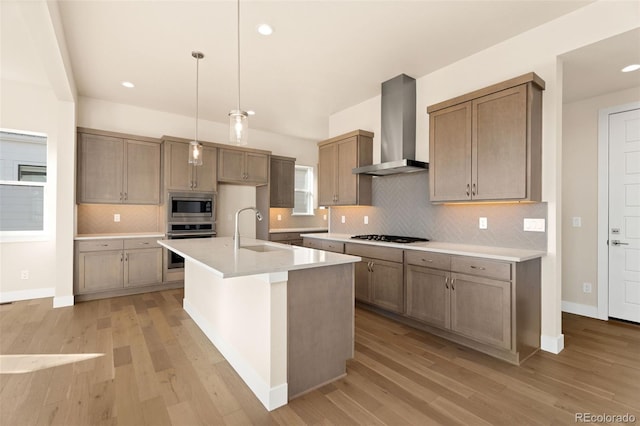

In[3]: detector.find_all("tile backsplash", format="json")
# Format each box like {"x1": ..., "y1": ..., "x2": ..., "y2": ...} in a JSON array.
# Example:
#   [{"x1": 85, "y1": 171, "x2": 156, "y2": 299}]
[
  {"x1": 329, "y1": 172, "x2": 547, "y2": 251},
  {"x1": 77, "y1": 204, "x2": 162, "y2": 234},
  {"x1": 269, "y1": 208, "x2": 328, "y2": 230}
]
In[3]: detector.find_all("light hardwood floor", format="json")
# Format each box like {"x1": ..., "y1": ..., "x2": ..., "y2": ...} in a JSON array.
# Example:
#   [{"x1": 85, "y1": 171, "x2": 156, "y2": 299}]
[{"x1": 1, "y1": 289, "x2": 638, "y2": 425}]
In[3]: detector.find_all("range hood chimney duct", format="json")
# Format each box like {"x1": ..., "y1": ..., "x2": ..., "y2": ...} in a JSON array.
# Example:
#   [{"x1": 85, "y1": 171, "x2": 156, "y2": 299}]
[{"x1": 353, "y1": 74, "x2": 428, "y2": 176}]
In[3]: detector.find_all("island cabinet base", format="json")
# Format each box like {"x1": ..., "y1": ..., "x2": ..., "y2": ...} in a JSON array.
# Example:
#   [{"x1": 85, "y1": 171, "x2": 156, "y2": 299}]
[{"x1": 182, "y1": 260, "x2": 354, "y2": 411}]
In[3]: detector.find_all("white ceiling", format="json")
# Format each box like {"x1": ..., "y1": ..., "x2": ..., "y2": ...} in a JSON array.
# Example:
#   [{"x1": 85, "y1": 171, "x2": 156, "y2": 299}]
[{"x1": 8, "y1": 1, "x2": 639, "y2": 141}]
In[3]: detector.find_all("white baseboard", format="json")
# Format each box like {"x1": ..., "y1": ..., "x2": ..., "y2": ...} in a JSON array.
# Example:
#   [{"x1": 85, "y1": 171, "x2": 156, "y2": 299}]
[
  {"x1": 53, "y1": 295, "x2": 74, "y2": 308},
  {"x1": 183, "y1": 298, "x2": 288, "y2": 411},
  {"x1": 0, "y1": 288, "x2": 54, "y2": 304},
  {"x1": 540, "y1": 334, "x2": 565, "y2": 354},
  {"x1": 562, "y1": 301, "x2": 599, "y2": 319}
]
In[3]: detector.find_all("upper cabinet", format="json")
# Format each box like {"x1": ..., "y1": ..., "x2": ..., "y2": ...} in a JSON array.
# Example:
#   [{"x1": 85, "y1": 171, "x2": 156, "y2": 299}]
[
  {"x1": 270, "y1": 155, "x2": 295, "y2": 208},
  {"x1": 317, "y1": 130, "x2": 373, "y2": 206},
  {"x1": 77, "y1": 128, "x2": 161, "y2": 204},
  {"x1": 217, "y1": 147, "x2": 269, "y2": 185},
  {"x1": 427, "y1": 73, "x2": 544, "y2": 203},
  {"x1": 162, "y1": 137, "x2": 217, "y2": 193}
]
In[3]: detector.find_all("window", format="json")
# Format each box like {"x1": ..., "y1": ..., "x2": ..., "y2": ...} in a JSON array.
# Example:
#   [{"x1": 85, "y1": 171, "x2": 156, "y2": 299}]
[
  {"x1": 0, "y1": 130, "x2": 47, "y2": 232},
  {"x1": 293, "y1": 165, "x2": 314, "y2": 215}
]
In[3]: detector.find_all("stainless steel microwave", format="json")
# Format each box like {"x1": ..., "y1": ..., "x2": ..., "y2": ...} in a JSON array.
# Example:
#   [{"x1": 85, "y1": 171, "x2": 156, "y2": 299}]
[{"x1": 167, "y1": 191, "x2": 215, "y2": 222}]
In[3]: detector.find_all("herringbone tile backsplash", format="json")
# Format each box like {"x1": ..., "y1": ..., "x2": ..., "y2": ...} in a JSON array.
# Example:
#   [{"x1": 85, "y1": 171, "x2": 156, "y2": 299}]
[{"x1": 330, "y1": 172, "x2": 547, "y2": 251}]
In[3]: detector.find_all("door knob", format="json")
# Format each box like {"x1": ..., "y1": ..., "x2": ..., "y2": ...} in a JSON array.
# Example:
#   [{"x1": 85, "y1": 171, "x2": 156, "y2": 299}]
[{"x1": 611, "y1": 240, "x2": 629, "y2": 246}]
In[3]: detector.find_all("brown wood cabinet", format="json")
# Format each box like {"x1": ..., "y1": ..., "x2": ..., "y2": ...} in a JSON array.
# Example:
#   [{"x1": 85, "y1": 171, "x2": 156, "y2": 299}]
[
  {"x1": 317, "y1": 130, "x2": 373, "y2": 206},
  {"x1": 404, "y1": 249, "x2": 540, "y2": 364},
  {"x1": 218, "y1": 148, "x2": 269, "y2": 185},
  {"x1": 75, "y1": 237, "x2": 163, "y2": 299},
  {"x1": 345, "y1": 243, "x2": 404, "y2": 314},
  {"x1": 302, "y1": 238, "x2": 344, "y2": 253},
  {"x1": 270, "y1": 156, "x2": 295, "y2": 208},
  {"x1": 162, "y1": 137, "x2": 217, "y2": 193},
  {"x1": 427, "y1": 73, "x2": 544, "y2": 202},
  {"x1": 77, "y1": 129, "x2": 161, "y2": 204},
  {"x1": 269, "y1": 231, "x2": 304, "y2": 246}
]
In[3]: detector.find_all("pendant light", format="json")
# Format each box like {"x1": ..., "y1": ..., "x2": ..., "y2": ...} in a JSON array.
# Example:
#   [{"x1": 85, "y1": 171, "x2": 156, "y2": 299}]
[
  {"x1": 229, "y1": 0, "x2": 248, "y2": 145},
  {"x1": 189, "y1": 51, "x2": 204, "y2": 166}
]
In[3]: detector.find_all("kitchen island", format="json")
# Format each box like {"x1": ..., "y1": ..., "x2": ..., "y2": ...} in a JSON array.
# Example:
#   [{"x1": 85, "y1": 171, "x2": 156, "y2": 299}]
[{"x1": 157, "y1": 237, "x2": 360, "y2": 411}]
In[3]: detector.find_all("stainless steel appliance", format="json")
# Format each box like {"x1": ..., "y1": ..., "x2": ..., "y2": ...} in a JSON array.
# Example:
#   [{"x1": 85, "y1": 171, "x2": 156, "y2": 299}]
[
  {"x1": 351, "y1": 234, "x2": 429, "y2": 243},
  {"x1": 164, "y1": 192, "x2": 216, "y2": 281}
]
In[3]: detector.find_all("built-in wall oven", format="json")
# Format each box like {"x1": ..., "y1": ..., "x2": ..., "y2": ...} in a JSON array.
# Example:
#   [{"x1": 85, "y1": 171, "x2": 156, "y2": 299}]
[{"x1": 164, "y1": 192, "x2": 216, "y2": 282}]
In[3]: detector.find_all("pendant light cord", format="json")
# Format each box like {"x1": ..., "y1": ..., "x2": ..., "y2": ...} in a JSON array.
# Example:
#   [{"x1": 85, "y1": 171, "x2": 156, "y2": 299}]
[
  {"x1": 236, "y1": 0, "x2": 241, "y2": 111},
  {"x1": 195, "y1": 54, "x2": 200, "y2": 141}
]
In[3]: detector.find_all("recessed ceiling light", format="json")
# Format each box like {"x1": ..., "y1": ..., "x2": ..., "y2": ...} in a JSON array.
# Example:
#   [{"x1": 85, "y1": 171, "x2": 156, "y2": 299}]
[
  {"x1": 121, "y1": 81, "x2": 135, "y2": 88},
  {"x1": 247, "y1": 110, "x2": 256, "y2": 116},
  {"x1": 621, "y1": 64, "x2": 640, "y2": 73},
  {"x1": 257, "y1": 24, "x2": 273, "y2": 36}
]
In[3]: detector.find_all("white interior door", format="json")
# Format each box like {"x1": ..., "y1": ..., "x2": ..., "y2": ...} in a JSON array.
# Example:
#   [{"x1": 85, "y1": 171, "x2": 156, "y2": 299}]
[{"x1": 609, "y1": 107, "x2": 640, "y2": 323}]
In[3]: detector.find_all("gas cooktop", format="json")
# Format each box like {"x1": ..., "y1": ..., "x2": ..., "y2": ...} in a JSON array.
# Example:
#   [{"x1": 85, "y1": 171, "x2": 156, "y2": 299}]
[{"x1": 350, "y1": 234, "x2": 429, "y2": 244}]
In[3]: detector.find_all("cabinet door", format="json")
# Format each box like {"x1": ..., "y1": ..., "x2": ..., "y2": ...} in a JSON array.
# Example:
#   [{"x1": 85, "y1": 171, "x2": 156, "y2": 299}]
[
  {"x1": 217, "y1": 149, "x2": 246, "y2": 182},
  {"x1": 336, "y1": 137, "x2": 358, "y2": 205},
  {"x1": 450, "y1": 272, "x2": 511, "y2": 350},
  {"x1": 124, "y1": 139, "x2": 160, "y2": 204},
  {"x1": 429, "y1": 102, "x2": 472, "y2": 202},
  {"x1": 77, "y1": 133, "x2": 124, "y2": 203},
  {"x1": 270, "y1": 157, "x2": 295, "y2": 207},
  {"x1": 354, "y1": 257, "x2": 372, "y2": 303},
  {"x1": 405, "y1": 265, "x2": 450, "y2": 329},
  {"x1": 472, "y1": 85, "x2": 527, "y2": 200},
  {"x1": 124, "y1": 248, "x2": 162, "y2": 287},
  {"x1": 245, "y1": 152, "x2": 269, "y2": 184},
  {"x1": 165, "y1": 141, "x2": 192, "y2": 191},
  {"x1": 318, "y1": 143, "x2": 336, "y2": 206},
  {"x1": 193, "y1": 145, "x2": 217, "y2": 192},
  {"x1": 78, "y1": 250, "x2": 124, "y2": 293},
  {"x1": 370, "y1": 259, "x2": 404, "y2": 313}
]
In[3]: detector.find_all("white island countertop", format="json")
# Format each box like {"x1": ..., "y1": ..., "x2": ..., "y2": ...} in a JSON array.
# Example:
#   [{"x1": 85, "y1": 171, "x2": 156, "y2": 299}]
[
  {"x1": 158, "y1": 236, "x2": 360, "y2": 278},
  {"x1": 301, "y1": 233, "x2": 545, "y2": 262}
]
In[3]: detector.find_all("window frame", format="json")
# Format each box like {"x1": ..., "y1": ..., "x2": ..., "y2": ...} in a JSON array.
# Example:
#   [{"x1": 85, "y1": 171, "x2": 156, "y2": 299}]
[{"x1": 292, "y1": 165, "x2": 314, "y2": 216}]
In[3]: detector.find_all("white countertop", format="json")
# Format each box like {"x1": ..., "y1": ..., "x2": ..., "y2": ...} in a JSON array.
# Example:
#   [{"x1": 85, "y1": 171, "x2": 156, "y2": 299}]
[
  {"x1": 269, "y1": 227, "x2": 328, "y2": 233},
  {"x1": 300, "y1": 233, "x2": 545, "y2": 262},
  {"x1": 158, "y1": 236, "x2": 360, "y2": 278},
  {"x1": 75, "y1": 232, "x2": 165, "y2": 240}
]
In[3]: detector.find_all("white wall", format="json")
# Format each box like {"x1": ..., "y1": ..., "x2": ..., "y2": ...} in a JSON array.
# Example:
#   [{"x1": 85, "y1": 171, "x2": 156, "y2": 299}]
[
  {"x1": 329, "y1": 1, "x2": 640, "y2": 353},
  {"x1": 562, "y1": 86, "x2": 640, "y2": 317}
]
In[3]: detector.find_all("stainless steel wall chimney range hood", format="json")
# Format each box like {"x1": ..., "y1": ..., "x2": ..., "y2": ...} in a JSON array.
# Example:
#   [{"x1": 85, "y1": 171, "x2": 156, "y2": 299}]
[{"x1": 353, "y1": 74, "x2": 428, "y2": 176}]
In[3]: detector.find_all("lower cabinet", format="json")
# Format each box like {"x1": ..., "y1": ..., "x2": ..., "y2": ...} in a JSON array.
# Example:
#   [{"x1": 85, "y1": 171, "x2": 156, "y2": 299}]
[
  {"x1": 345, "y1": 243, "x2": 404, "y2": 314},
  {"x1": 75, "y1": 237, "x2": 163, "y2": 298},
  {"x1": 405, "y1": 264, "x2": 450, "y2": 329},
  {"x1": 302, "y1": 238, "x2": 344, "y2": 253}
]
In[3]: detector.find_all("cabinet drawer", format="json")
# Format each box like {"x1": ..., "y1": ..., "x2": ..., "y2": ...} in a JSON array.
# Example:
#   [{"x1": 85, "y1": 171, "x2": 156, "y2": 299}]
[
  {"x1": 345, "y1": 243, "x2": 403, "y2": 263},
  {"x1": 404, "y1": 250, "x2": 451, "y2": 270},
  {"x1": 124, "y1": 238, "x2": 160, "y2": 250},
  {"x1": 323, "y1": 240, "x2": 345, "y2": 253},
  {"x1": 451, "y1": 256, "x2": 511, "y2": 281},
  {"x1": 77, "y1": 239, "x2": 124, "y2": 252},
  {"x1": 303, "y1": 238, "x2": 323, "y2": 249},
  {"x1": 269, "y1": 232, "x2": 301, "y2": 242}
]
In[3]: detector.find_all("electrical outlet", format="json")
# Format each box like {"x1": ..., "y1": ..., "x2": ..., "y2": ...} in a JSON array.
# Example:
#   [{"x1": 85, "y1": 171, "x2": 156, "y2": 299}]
[
  {"x1": 479, "y1": 217, "x2": 488, "y2": 229},
  {"x1": 572, "y1": 217, "x2": 582, "y2": 227},
  {"x1": 364, "y1": 216, "x2": 369, "y2": 225},
  {"x1": 277, "y1": 214, "x2": 282, "y2": 221},
  {"x1": 20, "y1": 270, "x2": 29, "y2": 280},
  {"x1": 323, "y1": 214, "x2": 327, "y2": 221},
  {"x1": 583, "y1": 282, "x2": 592, "y2": 293},
  {"x1": 341, "y1": 215, "x2": 346, "y2": 224},
  {"x1": 524, "y1": 218, "x2": 545, "y2": 232},
  {"x1": 114, "y1": 213, "x2": 120, "y2": 222}
]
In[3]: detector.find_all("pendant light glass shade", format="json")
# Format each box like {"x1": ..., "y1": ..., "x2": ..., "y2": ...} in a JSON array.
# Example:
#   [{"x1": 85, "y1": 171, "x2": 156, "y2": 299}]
[
  {"x1": 189, "y1": 140, "x2": 203, "y2": 165},
  {"x1": 229, "y1": 0, "x2": 249, "y2": 145},
  {"x1": 229, "y1": 110, "x2": 248, "y2": 145},
  {"x1": 190, "y1": 51, "x2": 204, "y2": 166}
]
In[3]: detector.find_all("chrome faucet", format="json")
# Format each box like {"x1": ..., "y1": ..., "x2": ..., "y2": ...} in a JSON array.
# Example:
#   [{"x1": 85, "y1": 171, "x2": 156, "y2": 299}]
[{"x1": 234, "y1": 207, "x2": 263, "y2": 250}]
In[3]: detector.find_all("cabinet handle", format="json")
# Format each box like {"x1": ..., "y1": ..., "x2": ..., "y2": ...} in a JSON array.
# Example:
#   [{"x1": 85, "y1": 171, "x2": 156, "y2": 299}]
[
  {"x1": 470, "y1": 265, "x2": 486, "y2": 270},
  {"x1": 472, "y1": 183, "x2": 476, "y2": 196},
  {"x1": 125, "y1": 254, "x2": 129, "y2": 262},
  {"x1": 140, "y1": 242, "x2": 149, "y2": 245},
  {"x1": 120, "y1": 254, "x2": 123, "y2": 262},
  {"x1": 120, "y1": 192, "x2": 123, "y2": 201},
  {"x1": 451, "y1": 278, "x2": 455, "y2": 290},
  {"x1": 466, "y1": 184, "x2": 470, "y2": 197},
  {"x1": 100, "y1": 244, "x2": 109, "y2": 247},
  {"x1": 124, "y1": 192, "x2": 128, "y2": 200},
  {"x1": 445, "y1": 276, "x2": 449, "y2": 289},
  {"x1": 370, "y1": 261, "x2": 374, "y2": 272},
  {"x1": 422, "y1": 258, "x2": 433, "y2": 263}
]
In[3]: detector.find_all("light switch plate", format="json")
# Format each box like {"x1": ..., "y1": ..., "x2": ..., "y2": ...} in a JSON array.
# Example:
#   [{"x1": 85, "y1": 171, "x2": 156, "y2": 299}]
[
  {"x1": 479, "y1": 217, "x2": 488, "y2": 229},
  {"x1": 114, "y1": 214, "x2": 120, "y2": 222},
  {"x1": 364, "y1": 216, "x2": 369, "y2": 225},
  {"x1": 341, "y1": 216, "x2": 346, "y2": 224},
  {"x1": 524, "y1": 218, "x2": 545, "y2": 232},
  {"x1": 277, "y1": 214, "x2": 282, "y2": 221},
  {"x1": 572, "y1": 217, "x2": 582, "y2": 227}
]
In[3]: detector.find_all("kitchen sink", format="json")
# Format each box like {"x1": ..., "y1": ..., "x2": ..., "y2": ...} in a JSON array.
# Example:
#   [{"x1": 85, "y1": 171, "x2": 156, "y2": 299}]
[{"x1": 241, "y1": 245, "x2": 288, "y2": 253}]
